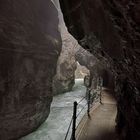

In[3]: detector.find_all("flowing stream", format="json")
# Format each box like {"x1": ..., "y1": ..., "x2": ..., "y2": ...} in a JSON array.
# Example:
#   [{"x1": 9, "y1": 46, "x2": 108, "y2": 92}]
[{"x1": 20, "y1": 79, "x2": 87, "y2": 140}]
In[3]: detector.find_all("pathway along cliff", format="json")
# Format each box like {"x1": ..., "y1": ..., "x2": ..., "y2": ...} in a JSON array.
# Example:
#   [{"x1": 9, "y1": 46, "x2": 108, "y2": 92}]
[
  {"x1": 76, "y1": 89, "x2": 117, "y2": 140},
  {"x1": 20, "y1": 79, "x2": 87, "y2": 140}
]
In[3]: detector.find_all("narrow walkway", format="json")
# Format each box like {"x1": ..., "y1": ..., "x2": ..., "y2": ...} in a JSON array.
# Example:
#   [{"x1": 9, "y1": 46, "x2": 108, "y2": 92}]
[{"x1": 77, "y1": 89, "x2": 118, "y2": 140}]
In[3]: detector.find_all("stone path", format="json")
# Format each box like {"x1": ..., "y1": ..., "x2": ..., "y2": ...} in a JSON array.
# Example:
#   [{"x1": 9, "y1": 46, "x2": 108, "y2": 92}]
[{"x1": 76, "y1": 89, "x2": 118, "y2": 140}]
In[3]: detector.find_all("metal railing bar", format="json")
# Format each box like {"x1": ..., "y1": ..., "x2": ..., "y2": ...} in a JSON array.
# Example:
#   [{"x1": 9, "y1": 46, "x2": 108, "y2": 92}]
[
  {"x1": 76, "y1": 103, "x2": 88, "y2": 119},
  {"x1": 64, "y1": 85, "x2": 103, "y2": 140},
  {"x1": 77, "y1": 96, "x2": 86, "y2": 105},
  {"x1": 64, "y1": 116, "x2": 73, "y2": 140}
]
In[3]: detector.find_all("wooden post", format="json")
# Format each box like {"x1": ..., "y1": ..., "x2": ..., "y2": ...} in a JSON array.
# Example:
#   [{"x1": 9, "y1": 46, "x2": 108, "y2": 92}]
[{"x1": 71, "y1": 101, "x2": 77, "y2": 140}]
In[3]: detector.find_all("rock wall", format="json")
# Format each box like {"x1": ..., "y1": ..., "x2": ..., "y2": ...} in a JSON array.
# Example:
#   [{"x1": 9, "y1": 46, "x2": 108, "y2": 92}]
[
  {"x1": 53, "y1": 35, "x2": 77, "y2": 94},
  {"x1": 52, "y1": 0, "x2": 78, "y2": 95},
  {"x1": 75, "y1": 47, "x2": 99, "y2": 70},
  {"x1": 53, "y1": 0, "x2": 89, "y2": 95},
  {"x1": 59, "y1": 0, "x2": 140, "y2": 139},
  {"x1": 76, "y1": 46, "x2": 106, "y2": 90},
  {"x1": 0, "y1": 0, "x2": 61, "y2": 140}
]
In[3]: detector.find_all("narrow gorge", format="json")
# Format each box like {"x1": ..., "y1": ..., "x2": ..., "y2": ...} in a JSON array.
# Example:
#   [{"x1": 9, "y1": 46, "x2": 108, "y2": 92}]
[{"x1": 0, "y1": 0, "x2": 139, "y2": 140}]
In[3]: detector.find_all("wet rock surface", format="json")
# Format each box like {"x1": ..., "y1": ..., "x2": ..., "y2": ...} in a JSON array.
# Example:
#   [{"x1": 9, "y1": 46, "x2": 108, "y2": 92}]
[
  {"x1": 0, "y1": 0, "x2": 61, "y2": 140},
  {"x1": 59, "y1": 0, "x2": 140, "y2": 139}
]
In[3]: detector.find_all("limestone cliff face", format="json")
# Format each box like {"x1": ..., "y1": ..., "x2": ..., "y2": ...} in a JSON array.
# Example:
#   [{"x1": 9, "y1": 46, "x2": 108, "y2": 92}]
[
  {"x1": 53, "y1": 35, "x2": 77, "y2": 94},
  {"x1": 0, "y1": 0, "x2": 61, "y2": 140},
  {"x1": 52, "y1": 0, "x2": 77, "y2": 94},
  {"x1": 59, "y1": 0, "x2": 140, "y2": 139},
  {"x1": 53, "y1": 0, "x2": 100, "y2": 94}
]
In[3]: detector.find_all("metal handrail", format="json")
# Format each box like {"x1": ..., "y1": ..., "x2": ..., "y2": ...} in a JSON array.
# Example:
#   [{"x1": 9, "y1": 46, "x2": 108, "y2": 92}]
[
  {"x1": 64, "y1": 86, "x2": 102, "y2": 140},
  {"x1": 64, "y1": 116, "x2": 73, "y2": 140}
]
